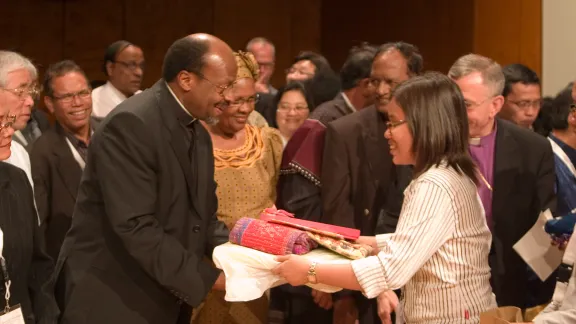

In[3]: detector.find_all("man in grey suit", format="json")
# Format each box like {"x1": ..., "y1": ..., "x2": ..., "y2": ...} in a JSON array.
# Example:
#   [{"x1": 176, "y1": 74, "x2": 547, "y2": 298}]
[{"x1": 55, "y1": 33, "x2": 235, "y2": 324}]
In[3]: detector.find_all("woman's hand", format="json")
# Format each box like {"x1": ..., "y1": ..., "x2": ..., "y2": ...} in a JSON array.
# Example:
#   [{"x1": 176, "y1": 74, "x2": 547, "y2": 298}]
[
  {"x1": 355, "y1": 236, "x2": 378, "y2": 253},
  {"x1": 272, "y1": 255, "x2": 311, "y2": 286},
  {"x1": 377, "y1": 290, "x2": 399, "y2": 324},
  {"x1": 311, "y1": 289, "x2": 333, "y2": 310}
]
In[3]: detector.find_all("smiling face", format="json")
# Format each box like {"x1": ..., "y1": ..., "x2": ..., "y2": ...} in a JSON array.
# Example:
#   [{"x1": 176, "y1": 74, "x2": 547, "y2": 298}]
[
  {"x1": 216, "y1": 78, "x2": 256, "y2": 134},
  {"x1": 44, "y1": 71, "x2": 92, "y2": 133},
  {"x1": 384, "y1": 98, "x2": 414, "y2": 165},
  {"x1": 275, "y1": 89, "x2": 309, "y2": 139}
]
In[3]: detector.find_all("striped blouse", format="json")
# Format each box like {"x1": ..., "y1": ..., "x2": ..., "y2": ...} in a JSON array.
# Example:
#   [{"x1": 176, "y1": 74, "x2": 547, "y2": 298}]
[{"x1": 351, "y1": 163, "x2": 495, "y2": 323}]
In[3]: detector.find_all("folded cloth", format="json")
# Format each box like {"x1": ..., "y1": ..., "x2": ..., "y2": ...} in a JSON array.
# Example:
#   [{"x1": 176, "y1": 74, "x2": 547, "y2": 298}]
[
  {"x1": 213, "y1": 242, "x2": 348, "y2": 302},
  {"x1": 229, "y1": 217, "x2": 317, "y2": 255}
]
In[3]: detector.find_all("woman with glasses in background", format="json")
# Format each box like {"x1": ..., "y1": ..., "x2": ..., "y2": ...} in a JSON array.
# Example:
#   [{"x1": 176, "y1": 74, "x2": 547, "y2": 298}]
[
  {"x1": 192, "y1": 51, "x2": 284, "y2": 324},
  {"x1": 0, "y1": 50, "x2": 58, "y2": 323},
  {"x1": 274, "y1": 82, "x2": 315, "y2": 146}
]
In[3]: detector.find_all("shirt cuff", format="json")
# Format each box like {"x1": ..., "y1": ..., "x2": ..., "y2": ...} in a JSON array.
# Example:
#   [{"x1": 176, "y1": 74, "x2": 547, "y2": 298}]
[
  {"x1": 375, "y1": 233, "x2": 393, "y2": 251},
  {"x1": 351, "y1": 255, "x2": 388, "y2": 299}
]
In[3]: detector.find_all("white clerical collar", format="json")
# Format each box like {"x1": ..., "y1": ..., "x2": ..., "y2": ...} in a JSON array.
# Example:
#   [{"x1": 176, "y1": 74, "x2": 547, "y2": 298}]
[
  {"x1": 341, "y1": 92, "x2": 356, "y2": 113},
  {"x1": 165, "y1": 81, "x2": 196, "y2": 120}
]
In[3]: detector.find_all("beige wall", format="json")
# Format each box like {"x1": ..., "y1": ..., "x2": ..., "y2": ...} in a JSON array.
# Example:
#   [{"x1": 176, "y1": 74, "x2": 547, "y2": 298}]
[{"x1": 542, "y1": 0, "x2": 576, "y2": 96}]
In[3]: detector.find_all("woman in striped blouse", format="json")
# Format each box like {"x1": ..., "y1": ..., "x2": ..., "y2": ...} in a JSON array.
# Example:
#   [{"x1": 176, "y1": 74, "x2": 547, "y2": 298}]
[{"x1": 273, "y1": 72, "x2": 495, "y2": 323}]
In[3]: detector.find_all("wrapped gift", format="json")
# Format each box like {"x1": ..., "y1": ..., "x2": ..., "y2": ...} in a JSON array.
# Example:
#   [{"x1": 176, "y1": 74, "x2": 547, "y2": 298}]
[{"x1": 229, "y1": 217, "x2": 317, "y2": 255}]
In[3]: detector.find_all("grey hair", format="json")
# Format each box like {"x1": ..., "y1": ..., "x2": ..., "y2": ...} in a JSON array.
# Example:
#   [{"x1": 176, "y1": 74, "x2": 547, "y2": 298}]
[
  {"x1": 246, "y1": 37, "x2": 275, "y2": 56},
  {"x1": 448, "y1": 53, "x2": 504, "y2": 96},
  {"x1": 0, "y1": 51, "x2": 37, "y2": 88}
]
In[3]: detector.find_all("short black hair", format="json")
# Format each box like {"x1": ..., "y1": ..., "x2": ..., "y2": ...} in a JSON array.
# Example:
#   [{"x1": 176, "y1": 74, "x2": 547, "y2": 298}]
[
  {"x1": 304, "y1": 68, "x2": 341, "y2": 106},
  {"x1": 162, "y1": 36, "x2": 209, "y2": 82},
  {"x1": 340, "y1": 43, "x2": 378, "y2": 90},
  {"x1": 102, "y1": 40, "x2": 135, "y2": 76},
  {"x1": 375, "y1": 42, "x2": 423, "y2": 76},
  {"x1": 44, "y1": 60, "x2": 89, "y2": 97},
  {"x1": 547, "y1": 82, "x2": 574, "y2": 131},
  {"x1": 502, "y1": 63, "x2": 540, "y2": 97},
  {"x1": 293, "y1": 51, "x2": 331, "y2": 72}
]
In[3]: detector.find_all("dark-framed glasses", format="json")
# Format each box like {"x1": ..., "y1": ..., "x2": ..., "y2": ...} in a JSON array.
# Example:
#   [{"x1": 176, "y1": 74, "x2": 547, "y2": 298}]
[
  {"x1": 195, "y1": 73, "x2": 235, "y2": 110},
  {"x1": 0, "y1": 114, "x2": 16, "y2": 133},
  {"x1": 1, "y1": 84, "x2": 41, "y2": 100},
  {"x1": 229, "y1": 94, "x2": 260, "y2": 108},
  {"x1": 115, "y1": 61, "x2": 146, "y2": 72},
  {"x1": 51, "y1": 89, "x2": 92, "y2": 104}
]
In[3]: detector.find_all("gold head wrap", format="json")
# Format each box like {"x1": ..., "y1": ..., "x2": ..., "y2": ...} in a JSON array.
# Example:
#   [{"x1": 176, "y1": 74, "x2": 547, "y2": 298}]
[{"x1": 234, "y1": 51, "x2": 259, "y2": 80}]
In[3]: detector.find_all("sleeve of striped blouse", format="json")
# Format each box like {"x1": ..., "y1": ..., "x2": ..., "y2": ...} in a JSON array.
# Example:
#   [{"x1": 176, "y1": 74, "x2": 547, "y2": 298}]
[{"x1": 350, "y1": 179, "x2": 455, "y2": 299}]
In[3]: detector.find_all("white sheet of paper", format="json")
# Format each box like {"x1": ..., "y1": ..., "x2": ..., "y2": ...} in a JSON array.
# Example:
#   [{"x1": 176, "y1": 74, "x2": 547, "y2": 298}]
[
  {"x1": 0, "y1": 305, "x2": 25, "y2": 324},
  {"x1": 513, "y1": 209, "x2": 565, "y2": 281}
]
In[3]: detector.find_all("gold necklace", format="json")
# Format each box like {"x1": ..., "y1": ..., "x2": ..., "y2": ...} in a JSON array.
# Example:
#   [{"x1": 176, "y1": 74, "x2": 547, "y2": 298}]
[{"x1": 478, "y1": 172, "x2": 493, "y2": 192}]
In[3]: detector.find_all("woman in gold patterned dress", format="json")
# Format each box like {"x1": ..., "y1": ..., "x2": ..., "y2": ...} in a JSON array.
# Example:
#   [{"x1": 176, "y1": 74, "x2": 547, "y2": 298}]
[{"x1": 192, "y1": 51, "x2": 284, "y2": 324}]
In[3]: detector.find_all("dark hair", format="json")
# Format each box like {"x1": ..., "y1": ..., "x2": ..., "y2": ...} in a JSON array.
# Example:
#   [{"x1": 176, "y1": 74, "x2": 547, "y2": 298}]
[
  {"x1": 303, "y1": 66, "x2": 341, "y2": 106},
  {"x1": 546, "y1": 82, "x2": 574, "y2": 131},
  {"x1": 501, "y1": 63, "x2": 540, "y2": 97},
  {"x1": 533, "y1": 97, "x2": 554, "y2": 136},
  {"x1": 394, "y1": 71, "x2": 477, "y2": 183},
  {"x1": 340, "y1": 43, "x2": 378, "y2": 90},
  {"x1": 293, "y1": 51, "x2": 331, "y2": 72},
  {"x1": 375, "y1": 42, "x2": 423, "y2": 76},
  {"x1": 274, "y1": 81, "x2": 315, "y2": 111},
  {"x1": 43, "y1": 60, "x2": 90, "y2": 97},
  {"x1": 102, "y1": 40, "x2": 136, "y2": 76},
  {"x1": 162, "y1": 36, "x2": 209, "y2": 82}
]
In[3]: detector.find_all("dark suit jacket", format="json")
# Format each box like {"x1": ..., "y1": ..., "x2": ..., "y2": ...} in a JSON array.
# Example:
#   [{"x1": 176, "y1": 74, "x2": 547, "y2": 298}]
[
  {"x1": 491, "y1": 119, "x2": 557, "y2": 308},
  {"x1": 0, "y1": 162, "x2": 58, "y2": 324},
  {"x1": 30, "y1": 120, "x2": 99, "y2": 260},
  {"x1": 55, "y1": 81, "x2": 229, "y2": 324},
  {"x1": 309, "y1": 93, "x2": 354, "y2": 125},
  {"x1": 255, "y1": 92, "x2": 277, "y2": 128}
]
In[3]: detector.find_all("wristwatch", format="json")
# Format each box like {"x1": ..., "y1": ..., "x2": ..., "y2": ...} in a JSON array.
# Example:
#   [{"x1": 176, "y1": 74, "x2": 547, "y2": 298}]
[{"x1": 307, "y1": 261, "x2": 318, "y2": 284}]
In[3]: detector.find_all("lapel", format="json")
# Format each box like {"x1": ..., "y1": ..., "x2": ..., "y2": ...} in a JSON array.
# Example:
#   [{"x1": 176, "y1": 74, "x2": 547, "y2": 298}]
[
  {"x1": 492, "y1": 119, "x2": 521, "y2": 223},
  {"x1": 332, "y1": 93, "x2": 352, "y2": 117},
  {"x1": 53, "y1": 124, "x2": 83, "y2": 201},
  {"x1": 360, "y1": 106, "x2": 390, "y2": 190},
  {"x1": 156, "y1": 81, "x2": 203, "y2": 218}
]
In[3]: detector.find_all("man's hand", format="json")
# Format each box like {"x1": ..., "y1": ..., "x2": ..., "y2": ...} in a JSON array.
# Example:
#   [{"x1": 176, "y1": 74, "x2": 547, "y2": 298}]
[
  {"x1": 377, "y1": 290, "x2": 399, "y2": 324},
  {"x1": 311, "y1": 289, "x2": 333, "y2": 310},
  {"x1": 332, "y1": 296, "x2": 358, "y2": 324},
  {"x1": 212, "y1": 272, "x2": 226, "y2": 291}
]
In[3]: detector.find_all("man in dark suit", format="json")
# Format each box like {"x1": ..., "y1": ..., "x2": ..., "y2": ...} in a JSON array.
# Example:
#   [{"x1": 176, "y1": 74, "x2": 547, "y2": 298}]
[
  {"x1": 320, "y1": 42, "x2": 422, "y2": 324},
  {"x1": 31, "y1": 60, "x2": 99, "y2": 260},
  {"x1": 310, "y1": 43, "x2": 378, "y2": 125},
  {"x1": 55, "y1": 34, "x2": 235, "y2": 324},
  {"x1": 449, "y1": 54, "x2": 557, "y2": 313}
]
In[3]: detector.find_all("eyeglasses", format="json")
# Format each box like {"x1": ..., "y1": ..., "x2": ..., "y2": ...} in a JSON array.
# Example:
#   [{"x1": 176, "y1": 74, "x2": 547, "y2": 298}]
[
  {"x1": 229, "y1": 94, "x2": 260, "y2": 108},
  {"x1": 285, "y1": 68, "x2": 314, "y2": 77},
  {"x1": 115, "y1": 61, "x2": 146, "y2": 72},
  {"x1": 195, "y1": 73, "x2": 234, "y2": 109},
  {"x1": 51, "y1": 89, "x2": 92, "y2": 104},
  {"x1": 277, "y1": 103, "x2": 309, "y2": 113},
  {"x1": 1, "y1": 85, "x2": 41, "y2": 100},
  {"x1": 507, "y1": 99, "x2": 543, "y2": 109},
  {"x1": 0, "y1": 114, "x2": 16, "y2": 133},
  {"x1": 464, "y1": 97, "x2": 493, "y2": 109},
  {"x1": 386, "y1": 120, "x2": 406, "y2": 129}
]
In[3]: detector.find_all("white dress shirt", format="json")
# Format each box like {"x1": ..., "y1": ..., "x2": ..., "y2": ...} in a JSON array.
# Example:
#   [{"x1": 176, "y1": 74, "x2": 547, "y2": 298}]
[
  {"x1": 5, "y1": 140, "x2": 33, "y2": 187},
  {"x1": 351, "y1": 163, "x2": 494, "y2": 323},
  {"x1": 92, "y1": 81, "x2": 141, "y2": 118}
]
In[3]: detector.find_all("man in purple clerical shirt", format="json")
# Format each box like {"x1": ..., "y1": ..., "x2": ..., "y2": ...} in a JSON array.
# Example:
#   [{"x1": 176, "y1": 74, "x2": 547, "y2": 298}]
[{"x1": 449, "y1": 54, "x2": 557, "y2": 318}]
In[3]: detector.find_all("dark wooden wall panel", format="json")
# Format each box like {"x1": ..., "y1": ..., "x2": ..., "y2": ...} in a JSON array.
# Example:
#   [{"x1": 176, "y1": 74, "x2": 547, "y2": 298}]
[
  {"x1": 125, "y1": 0, "x2": 215, "y2": 88},
  {"x1": 320, "y1": 0, "x2": 475, "y2": 75},
  {"x1": 473, "y1": 0, "x2": 542, "y2": 76},
  {"x1": 63, "y1": 0, "x2": 123, "y2": 83}
]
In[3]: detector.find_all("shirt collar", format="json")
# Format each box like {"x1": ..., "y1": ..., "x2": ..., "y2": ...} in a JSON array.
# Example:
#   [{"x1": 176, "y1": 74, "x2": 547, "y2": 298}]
[
  {"x1": 165, "y1": 81, "x2": 196, "y2": 121},
  {"x1": 469, "y1": 122, "x2": 497, "y2": 146},
  {"x1": 104, "y1": 81, "x2": 128, "y2": 101},
  {"x1": 341, "y1": 92, "x2": 356, "y2": 113}
]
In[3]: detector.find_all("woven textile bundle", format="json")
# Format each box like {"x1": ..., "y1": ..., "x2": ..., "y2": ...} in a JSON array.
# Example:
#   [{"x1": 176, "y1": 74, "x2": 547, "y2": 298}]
[{"x1": 229, "y1": 217, "x2": 317, "y2": 255}]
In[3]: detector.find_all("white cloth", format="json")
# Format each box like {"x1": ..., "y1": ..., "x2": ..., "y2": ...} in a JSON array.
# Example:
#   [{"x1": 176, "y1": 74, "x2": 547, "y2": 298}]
[
  {"x1": 212, "y1": 242, "x2": 347, "y2": 302},
  {"x1": 351, "y1": 164, "x2": 494, "y2": 323},
  {"x1": 5, "y1": 141, "x2": 33, "y2": 188},
  {"x1": 91, "y1": 81, "x2": 141, "y2": 118}
]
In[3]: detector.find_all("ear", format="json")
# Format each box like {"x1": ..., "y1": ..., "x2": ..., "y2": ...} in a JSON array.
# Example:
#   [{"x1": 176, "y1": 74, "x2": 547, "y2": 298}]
[
  {"x1": 490, "y1": 95, "x2": 505, "y2": 117},
  {"x1": 178, "y1": 71, "x2": 195, "y2": 92},
  {"x1": 106, "y1": 61, "x2": 114, "y2": 77},
  {"x1": 43, "y1": 96, "x2": 54, "y2": 115}
]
